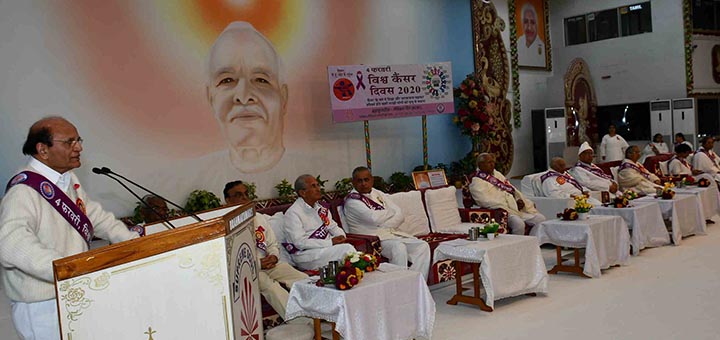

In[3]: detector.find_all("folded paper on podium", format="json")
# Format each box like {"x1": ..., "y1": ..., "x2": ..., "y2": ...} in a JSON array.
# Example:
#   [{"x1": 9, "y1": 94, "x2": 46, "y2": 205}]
[{"x1": 52, "y1": 203, "x2": 264, "y2": 340}]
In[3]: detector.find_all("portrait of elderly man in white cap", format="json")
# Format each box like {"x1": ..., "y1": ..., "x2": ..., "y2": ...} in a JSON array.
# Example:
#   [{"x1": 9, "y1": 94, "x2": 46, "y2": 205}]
[
  {"x1": 568, "y1": 142, "x2": 619, "y2": 194},
  {"x1": 206, "y1": 21, "x2": 288, "y2": 173}
]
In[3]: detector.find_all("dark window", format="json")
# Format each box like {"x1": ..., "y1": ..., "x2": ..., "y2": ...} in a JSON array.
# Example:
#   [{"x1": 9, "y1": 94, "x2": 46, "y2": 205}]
[
  {"x1": 588, "y1": 8, "x2": 619, "y2": 42},
  {"x1": 692, "y1": 0, "x2": 720, "y2": 31},
  {"x1": 596, "y1": 102, "x2": 651, "y2": 141},
  {"x1": 565, "y1": 15, "x2": 587, "y2": 46},
  {"x1": 697, "y1": 99, "x2": 720, "y2": 136},
  {"x1": 620, "y1": 2, "x2": 652, "y2": 36}
]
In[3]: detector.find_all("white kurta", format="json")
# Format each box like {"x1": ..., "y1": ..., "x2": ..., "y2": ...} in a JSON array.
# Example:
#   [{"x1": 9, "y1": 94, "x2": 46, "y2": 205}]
[
  {"x1": 469, "y1": 170, "x2": 545, "y2": 234},
  {"x1": 283, "y1": 198, "x2": 355, "y2": 270},
  {"x1": 600, "y1": 134, "x2": 629, "y2": 162},
  {"x1": 343, "y1": 189, "x2": 430, "y2": 279},
  {"x1": 568, "y1": 162, "x2": 616, "y2": 192},
  {"x1": 540, "y1": 169, "x2": 584, "y2": 199},
  {"x1": 617, "y1": 159, "x2": 662, "y2": 195},
  {"x1": 692, "y1": 148, "x2": 720, "y2": 180},
  {"x1": 668, "y1": 157, "x2": 693, "y2": 176},
  {"x1": 518, "y1": 35, "x2": 545, "y2": 67},
  {"x1": 639, "y1": 142, "x2": 670, "y2": 164}
]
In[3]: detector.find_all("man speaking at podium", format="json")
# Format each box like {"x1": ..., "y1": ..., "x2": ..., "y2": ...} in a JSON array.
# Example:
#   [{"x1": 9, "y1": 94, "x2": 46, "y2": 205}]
[{"x1": 0, "y1": 117, "x2": 140, "y2": 340}]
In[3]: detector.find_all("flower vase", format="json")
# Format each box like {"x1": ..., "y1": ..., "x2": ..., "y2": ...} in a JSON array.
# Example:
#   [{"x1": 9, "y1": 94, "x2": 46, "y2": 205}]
[
  {"x1": 487, "y1": 233, "x2": 496, "y2": 240},
  {"x1": 578, "y1": 212, "x2": 589, "y2": 220}
]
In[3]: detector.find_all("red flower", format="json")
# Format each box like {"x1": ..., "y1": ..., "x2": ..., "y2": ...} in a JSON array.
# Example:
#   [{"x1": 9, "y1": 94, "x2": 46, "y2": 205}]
[
  {"x1": 479, "y1": 113, "x2": 488, "y2": 122},
  {"x1": 458, "y1": 108, "x2": 469, "y2": 117},
  {"x1": 481, "y1": 124, "x2": 490, "y2": 133},
  {"x1": 463, "y1": 120, "x2": 473, "y2": 129}
]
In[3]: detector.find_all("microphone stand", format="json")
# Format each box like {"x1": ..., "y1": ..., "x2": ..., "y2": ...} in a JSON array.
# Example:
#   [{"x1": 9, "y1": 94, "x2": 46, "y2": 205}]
[
  {"x1": 102, "y1": 167, "x2": 202, "y2": 222},
  {"x1": 93, "y1": 170, "x2": 176, "y2": 230}
]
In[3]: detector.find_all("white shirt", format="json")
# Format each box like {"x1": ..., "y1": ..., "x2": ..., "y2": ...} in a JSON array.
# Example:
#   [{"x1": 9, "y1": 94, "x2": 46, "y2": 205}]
[
  {"x1": 518, "y1": 35, "x2": 545, "y2": 68},
  {"x1": 343, "y1": 188, "x2": 407, "y2": 241},
  {"x1": 668, "y1": 157, "x2": 693, "y2": 176},
  {"x1": 540, "y1": 169, "x2": 583, "y2": 199},
  {"x1": 617, "y1": 159, "x2": 661, "y2": 195},
  {"x1": 600, "y1": 134, "x2": 629, "y2": 162},
  {"x1": 568, "y1": 162, "x2": 615, "y2": 192},
  {"x1": 692, "y1": 147, "x2": 720, "y2": 175},
  {"x1": 283, "y1": 198, "x2": 346, "y2": 251},
  {"x1": 639, "y1": 142, "x2": 669, "y2": 164}
]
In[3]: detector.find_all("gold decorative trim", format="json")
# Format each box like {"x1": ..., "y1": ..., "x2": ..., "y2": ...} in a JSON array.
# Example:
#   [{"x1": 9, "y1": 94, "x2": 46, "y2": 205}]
[
  {"x1": 177, "y1": 239, "x2": 225, "y2": 287},
  {"x1": 57, "y1": 272, "x2": 111, "y2": 332}
]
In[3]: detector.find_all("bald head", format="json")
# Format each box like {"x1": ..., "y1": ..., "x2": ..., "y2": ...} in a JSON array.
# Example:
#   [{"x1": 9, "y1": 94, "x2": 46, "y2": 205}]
[
  {"x1": 22, "y1": 116, "x2": 69, "y2": 155},
  {"x1": 477, "y1": 153, "x2": 496, "y2": 174},
  {"x1": 550, "y1": 157, "x2": 567, "y2": 172},
  {"x1": 23, "y1": 116, "x2": 83, "y2": 173}
]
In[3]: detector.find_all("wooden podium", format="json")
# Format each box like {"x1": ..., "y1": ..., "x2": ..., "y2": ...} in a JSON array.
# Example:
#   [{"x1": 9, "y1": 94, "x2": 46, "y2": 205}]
[{"x1": 52, "y1": 203, "x2": 264, "y2": 340}]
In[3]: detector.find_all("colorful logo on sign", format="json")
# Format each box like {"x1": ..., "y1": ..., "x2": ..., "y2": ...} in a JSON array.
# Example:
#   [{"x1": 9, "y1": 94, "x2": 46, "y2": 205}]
[
  {"x1": 333, "y1": 78, "x2": 355, "y2": 101},
  {"x1": 40, "y1": 181, "x2": 55, "y2": 199},
  {"x1": 424, "y1": 65, "x2": 450, "y2": 99}
]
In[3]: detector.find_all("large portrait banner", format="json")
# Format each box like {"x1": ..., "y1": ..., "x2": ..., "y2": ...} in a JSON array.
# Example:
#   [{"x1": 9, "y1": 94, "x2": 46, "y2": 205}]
[{"x1": 328, "y1": 62, "x2": 454, "y2": 123}]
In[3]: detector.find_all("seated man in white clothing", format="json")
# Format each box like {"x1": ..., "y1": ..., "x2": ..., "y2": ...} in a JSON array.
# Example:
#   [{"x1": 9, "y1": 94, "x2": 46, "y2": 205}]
[
  {"x1": 639, "y1": 133, "x2": 670, "y2": 164},
  {"x1": 283, "y1": 174, "x2": 356, "y2": 271},
  {"x1": 674, "y1": 133, "x2": 694, "y2": 152},
  {"x1": 224, "y1": 180, "x2": 308, "y2": 324},
  {"x1": 692, "y1": 136, "x2": 720, "y2": 182},
  {"x1": 540, "y1": 157, "x2": 585, "y2": 199},
  {"x1": 668, "y1": 143, "x2": 701, "y2": 176},
  {"x1": 470, "y1": 153, "x2": 545, "y2": 235},
  {"x1": 617, "y1": 146, "x2": 662, "y2": 195},
  {"x1": 568, "y1": 142, "x2": 619, "y2": 194},
  {"x1": 343, "y1": 166, "x2": 431, "y2": 279}
]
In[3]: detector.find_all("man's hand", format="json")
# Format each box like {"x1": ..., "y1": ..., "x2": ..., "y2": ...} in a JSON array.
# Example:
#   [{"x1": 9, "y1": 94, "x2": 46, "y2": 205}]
[
  {"x1": 609, "y1": 181, "x2": 618, "y2": 193},
  {"x1": 260, "y1": 255, "x2": 278, "y2": 270},
  {"x1": 332, "y1": 235, "x2": 347, "y2": 245},
  {"x1": 516, "y1": 199, "x2": 525, "y2": 210}
]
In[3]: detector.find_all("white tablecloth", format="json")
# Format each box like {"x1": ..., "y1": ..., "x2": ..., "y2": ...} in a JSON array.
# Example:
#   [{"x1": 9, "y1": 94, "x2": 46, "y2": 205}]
[
  {"x1": 534, "y1": 215, "x2": 631, "y2": 278},
  {"x1": 674, "y1": 184, "x2": 720, "y2": 221},
  {"x1": 592, "y1": 202, "x2": 670, "y2": 255},
  {"x1": 635, "y1": 194, "x2": 705, "y2": 245},
  {"x1": 286, "y1": 265, "x2": 435, "y2": 340},
  {"x1": 432, "y1": 235, "x2": 548, "y2": 308}
]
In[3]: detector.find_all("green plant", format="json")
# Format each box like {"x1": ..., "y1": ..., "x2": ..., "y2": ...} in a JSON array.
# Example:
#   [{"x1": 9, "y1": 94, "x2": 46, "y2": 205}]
[
  {"x1": 184, "y1": 190, "x2": 222, "y2": 213},
  {"x1": 334, "y1": 177, "x2": 353, "y2": 196},
  {"x1": 275, "y1": 179, "x2": 296, "y2": 203},
  {"x1": 316, "y1": 175, "x2": 328, "y2": 195},
  {"x1": 372, "y1": 176, "x2": 388, "y2": 192},
  {"x1": 388, "y1": 172, "x2": 413, "y2": 193},
  {"x1": 129, "y1": 203, "x2": 144, "y2": 224},
  {"x1": 244, "y1": 182, "x2": 258, "y2": 200}
]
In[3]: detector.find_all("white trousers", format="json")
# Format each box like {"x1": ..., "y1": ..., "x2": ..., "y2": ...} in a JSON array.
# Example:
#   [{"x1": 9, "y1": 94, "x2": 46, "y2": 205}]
[
  {"x1": 11, "y1": 299, "x2": 60, "y2": 340},
  {"x1": 259, "y1": 262, "x2": 308, "y2": 322},
  {"x1": 509, "y1": 213, "x2": 546, "y2": 235},
  {"x1": 381, "y1": 238, "x2": 431, "y2": 280},
  {"x1": 293, "y1": 243, "x2": 356, "y2": 271}
]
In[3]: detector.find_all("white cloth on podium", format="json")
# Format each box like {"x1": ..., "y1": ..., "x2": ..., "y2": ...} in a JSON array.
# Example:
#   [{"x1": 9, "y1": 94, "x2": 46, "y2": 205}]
[
  {"x1": 286, "y1": 265, "x2": 435, "y2": 340},
  {"x1": 433, "y1": 235, "x2": 548, "y2": 308}
]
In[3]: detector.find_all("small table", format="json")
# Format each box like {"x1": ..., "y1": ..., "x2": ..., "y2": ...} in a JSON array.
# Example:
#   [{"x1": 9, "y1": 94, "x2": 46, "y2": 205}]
[
  {"x1": 535, "y1": 215, "x2": 631, "y2": 278},
  {"x1": 433, "y1": 235, "x2": 548, "y2": 311},
  {"x1": 635, "y1": 194, "x2": 705, "y2": 245},
  {"x1": 675, "y1": 184, "x2": 720, "y2": 221},
  {"x1": 286, "y1": 265, "x2": 435, "y2": 340},
  {"x1": 592, "y1": 201, "x2": 671, "y2": 255}
]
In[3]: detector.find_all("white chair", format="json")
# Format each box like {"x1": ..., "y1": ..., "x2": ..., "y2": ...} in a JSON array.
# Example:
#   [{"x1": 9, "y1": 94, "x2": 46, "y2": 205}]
[{"x1": 423, "y1": 186, "x2": 484, "y2": 233}]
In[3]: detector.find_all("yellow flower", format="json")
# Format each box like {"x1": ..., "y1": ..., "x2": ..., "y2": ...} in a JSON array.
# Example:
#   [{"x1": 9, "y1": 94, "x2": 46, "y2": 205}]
[
  {"x1": 460, "y1": 93, "x2": 468, "y2": 99},
  {"x1": 468, "y1": 100, "x2": 478, "y2": 109},
  {"x1": 472, "y1": 89, "x2": 479, "y2": 97},
  {"x1": 452, "y1": 117, "x2": 459, "y2": 123}
]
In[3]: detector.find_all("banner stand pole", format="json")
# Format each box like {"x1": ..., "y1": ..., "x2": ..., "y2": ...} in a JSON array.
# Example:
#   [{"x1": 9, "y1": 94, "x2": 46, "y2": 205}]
[
  {"x1": 422, "y1": 115, "x2": 429, "y2": 170},
  {"x1": 364, "y1": 120, "x2": 372, "y2": 170}
]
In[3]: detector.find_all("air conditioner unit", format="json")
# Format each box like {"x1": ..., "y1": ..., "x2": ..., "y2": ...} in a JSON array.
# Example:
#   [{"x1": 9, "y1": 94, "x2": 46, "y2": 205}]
[
  {"x1": 649, "y1": 99, "x2": 672, "y2": 146},
  {"x1": 672, "y1": 98, "x2": 697, "y2": 148},
  {"x1": 545, "y1": 107, "x2": 566, "y2": 169}
]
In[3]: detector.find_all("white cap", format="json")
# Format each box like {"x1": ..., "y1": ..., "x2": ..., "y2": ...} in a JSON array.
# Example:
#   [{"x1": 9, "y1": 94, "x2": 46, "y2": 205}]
[{"x1": 578, "y1": 142, "x2": 593, "y2": 155}]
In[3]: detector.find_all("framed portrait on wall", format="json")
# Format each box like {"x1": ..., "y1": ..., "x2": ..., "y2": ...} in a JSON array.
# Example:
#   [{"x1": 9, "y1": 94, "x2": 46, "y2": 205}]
[{"x1": 513, "y1": 0, "x2": 551, "y2": 70}]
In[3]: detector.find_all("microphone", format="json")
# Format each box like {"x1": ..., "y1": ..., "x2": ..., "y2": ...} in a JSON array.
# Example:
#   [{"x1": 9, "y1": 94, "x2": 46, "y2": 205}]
[
  {"x1": 92, "y1": 169, "x2": 176, "y2": 230},
  {"x1": 96, "y1": 167, "x2": 202, "y2": 222}
]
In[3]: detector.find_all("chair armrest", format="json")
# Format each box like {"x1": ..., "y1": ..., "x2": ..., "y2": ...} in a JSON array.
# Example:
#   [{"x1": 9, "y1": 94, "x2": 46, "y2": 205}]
[
  {"x1": 345, "y1": 233, "x2": 383, "y2": 259},
  {"x1": 458, "y1": 208, "x2": 509, "y2": 228}
]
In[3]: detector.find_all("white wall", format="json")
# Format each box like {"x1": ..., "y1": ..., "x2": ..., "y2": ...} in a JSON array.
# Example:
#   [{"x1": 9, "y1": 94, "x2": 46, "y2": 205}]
[{"x1": 511, "y1": 0, "x2": 688, "y2": 176}]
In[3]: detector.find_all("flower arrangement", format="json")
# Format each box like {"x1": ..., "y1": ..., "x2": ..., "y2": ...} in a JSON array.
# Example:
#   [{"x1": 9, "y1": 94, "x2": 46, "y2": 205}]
[
  {"x1": 335, "y1": 266, "x2": 364, "y2": 290},
  {"x1": 613, "y1": 196, "x2": 630, "y2": 208},
  {"x1": 661, "y1": 182, "x2": 675, "y2": 199},
  {"x1": 682, "y1": 175, "x2": 696, "y2": 185},
  {"x1": 574, "y1": 195, "x2": 593, "y2": 213},
  {"x1": 623, "y1": 190, "x2": 639, "y2": 200},
  {"x1": 453, "y1": 74, "x2": 495, "y2": 139},
  {"x1": 480, "y1": 219, "x2": 503, "y2": 236},
  {"x1": 698, "y1": 178, "x2": 712, "y2": 187},
  {"x1": 344, "y1": 251, "x2": 378, "y2": 272}
]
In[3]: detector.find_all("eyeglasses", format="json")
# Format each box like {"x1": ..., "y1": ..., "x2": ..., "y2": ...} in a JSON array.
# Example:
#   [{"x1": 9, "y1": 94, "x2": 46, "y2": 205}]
[{"x1": 52, "y1": 137, "x2": 84, "y2": 147}]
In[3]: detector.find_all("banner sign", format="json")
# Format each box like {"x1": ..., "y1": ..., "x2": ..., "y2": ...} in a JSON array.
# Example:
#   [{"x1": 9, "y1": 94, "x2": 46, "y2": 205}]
[{"x1": 328, "y1": 62, "x2": 454, "y2": 123}]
